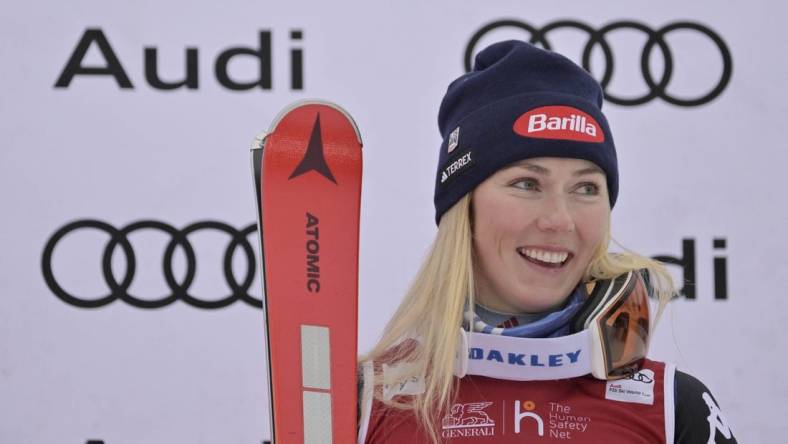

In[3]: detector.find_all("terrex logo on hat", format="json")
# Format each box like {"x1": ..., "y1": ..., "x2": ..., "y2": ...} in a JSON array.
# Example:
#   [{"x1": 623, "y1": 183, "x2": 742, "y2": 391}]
[{"x1": 513, "y1": 105, "x2": 605, "y2": 143}]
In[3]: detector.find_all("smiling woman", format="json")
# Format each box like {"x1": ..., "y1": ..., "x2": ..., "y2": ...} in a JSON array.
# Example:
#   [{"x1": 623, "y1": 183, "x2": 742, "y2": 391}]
[{"x1": 357, "y1": 40, "x2": 737, "y2": 444}]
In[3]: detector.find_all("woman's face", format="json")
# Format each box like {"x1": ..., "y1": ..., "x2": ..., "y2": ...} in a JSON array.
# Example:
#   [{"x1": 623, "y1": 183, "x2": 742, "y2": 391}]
[{"x1": 471, "y1": 157, "x2": 609, "y2": 313}]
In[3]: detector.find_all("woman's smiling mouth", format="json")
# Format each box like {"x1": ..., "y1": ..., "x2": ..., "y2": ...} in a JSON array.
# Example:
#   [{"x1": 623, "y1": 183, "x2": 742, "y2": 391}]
[{"x1": 516, "y1": 247, "x2": 573, "y2": 268}]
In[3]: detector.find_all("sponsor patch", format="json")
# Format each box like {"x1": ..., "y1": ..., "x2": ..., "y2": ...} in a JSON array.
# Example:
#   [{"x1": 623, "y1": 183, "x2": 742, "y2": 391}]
[
  {"x1": 513, "y1": 105, "x2": 604, "y2": 143},
  {"x1": 703, "y1": 392, "x2": 733, "y2": 441},
  {"x1": 513, "y1": 400, "x2": 592, "y2": 439},
  {"x1": 447, "y1": 126, "x2": 460, "y2": 153},
  {"x1": 442, "y1": 402, "x2": 496, "y2": 439},
  {"x1": 605, "y1": 369, "x2": 655, "y2": 405},
  {"x1": 382, "y1": 363, "x2": 425, "y2": 400}
]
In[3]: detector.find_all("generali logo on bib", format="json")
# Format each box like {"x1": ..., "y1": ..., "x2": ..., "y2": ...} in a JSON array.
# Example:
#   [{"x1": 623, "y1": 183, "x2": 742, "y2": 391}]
[{"x1": 513, "y1": 105, "x2": 605, "y2": 143}]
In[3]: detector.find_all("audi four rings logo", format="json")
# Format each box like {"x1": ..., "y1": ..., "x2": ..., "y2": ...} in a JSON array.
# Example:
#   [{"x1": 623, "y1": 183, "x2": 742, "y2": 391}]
[
  {"x1": 41, "y1": 220, "x2": 262, "y2": 309},
  {"x1": 465, "y1": 20, "x2": 733, "y2": 107}
]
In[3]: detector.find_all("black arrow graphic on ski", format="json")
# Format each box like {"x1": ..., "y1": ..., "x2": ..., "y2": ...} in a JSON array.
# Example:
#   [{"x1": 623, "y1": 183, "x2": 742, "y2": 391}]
[{"x1": 288, "y1": 113, "x2": 337, "y2": 184}]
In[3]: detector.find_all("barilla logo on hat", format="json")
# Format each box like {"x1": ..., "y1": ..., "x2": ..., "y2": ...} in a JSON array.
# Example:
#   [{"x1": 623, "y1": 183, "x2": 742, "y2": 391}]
[{"x1": 513, "y1": 106, "x2": 605, "y2": 143}]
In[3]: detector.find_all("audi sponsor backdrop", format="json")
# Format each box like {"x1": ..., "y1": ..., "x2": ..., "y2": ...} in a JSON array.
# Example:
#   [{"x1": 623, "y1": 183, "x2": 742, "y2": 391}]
[{"x1": 0, "y1": 0, "x2": 783, "y2": 442}]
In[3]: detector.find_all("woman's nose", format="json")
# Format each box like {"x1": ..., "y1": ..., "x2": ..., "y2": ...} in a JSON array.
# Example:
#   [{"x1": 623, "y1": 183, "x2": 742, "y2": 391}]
[{"x1": 535, "y1": 196, "x2": 575, "y2": 233}]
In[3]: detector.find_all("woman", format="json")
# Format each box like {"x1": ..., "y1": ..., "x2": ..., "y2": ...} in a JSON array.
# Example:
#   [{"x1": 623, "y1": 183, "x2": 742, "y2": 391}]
[{"x1": 358, "y1": 40, "x2": 736, "y2": 443}]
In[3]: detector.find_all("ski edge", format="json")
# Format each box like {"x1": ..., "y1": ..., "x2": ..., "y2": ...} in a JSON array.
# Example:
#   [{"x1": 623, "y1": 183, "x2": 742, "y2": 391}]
[{"x1": 249, "y1": 131, "x2": 278, "y2": 444}]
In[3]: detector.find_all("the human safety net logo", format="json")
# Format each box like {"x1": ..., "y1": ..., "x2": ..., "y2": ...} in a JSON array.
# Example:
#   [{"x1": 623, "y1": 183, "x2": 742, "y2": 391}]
[{"x1": 513, "y1": 105, "x2": 605, "y2": 143}]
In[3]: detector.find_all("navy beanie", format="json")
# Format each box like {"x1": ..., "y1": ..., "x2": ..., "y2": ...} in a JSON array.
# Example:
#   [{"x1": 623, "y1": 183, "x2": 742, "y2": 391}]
[{"x1": 433, "y1": 40, "x2": 618, "y2": 224}]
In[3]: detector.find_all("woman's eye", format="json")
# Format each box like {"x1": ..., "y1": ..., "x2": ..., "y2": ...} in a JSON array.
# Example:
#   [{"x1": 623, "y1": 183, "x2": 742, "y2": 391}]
[
  {"x1": 575, "y1": 182, "x2": 600, "y2": 195},
  {"x1": 512, "y1": 178, "x2": 539, "y2": 191}
]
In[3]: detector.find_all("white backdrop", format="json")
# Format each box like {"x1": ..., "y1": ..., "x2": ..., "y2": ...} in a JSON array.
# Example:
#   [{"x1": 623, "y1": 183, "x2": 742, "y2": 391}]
[{"x1": 1, "y1": 1, "x2": 786, "y2": 442}]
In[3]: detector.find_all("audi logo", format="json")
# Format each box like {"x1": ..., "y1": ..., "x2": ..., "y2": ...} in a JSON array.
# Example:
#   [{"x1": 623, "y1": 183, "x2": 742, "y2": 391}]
[
  {"x1": 465, "y1": 20, "x2": 733, "y2": 107},
  {"x1": 41, "y1": 220, "x2": 263, "y2": 309}
]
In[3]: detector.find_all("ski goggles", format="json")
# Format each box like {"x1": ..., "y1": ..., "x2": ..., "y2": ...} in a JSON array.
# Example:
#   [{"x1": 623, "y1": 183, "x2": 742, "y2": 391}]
[
  {"x1": 573, "y1": 269, "x2": 651, "y2": 380},
  {"x1": 454, "y1": 270, "x2": 651, "y2": 381}
]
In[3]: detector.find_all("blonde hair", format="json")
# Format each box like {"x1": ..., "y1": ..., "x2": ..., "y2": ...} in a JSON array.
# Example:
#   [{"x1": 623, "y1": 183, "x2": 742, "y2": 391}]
[{"x1": 359, "y1": 194, "x2": 676, "y2": 443}]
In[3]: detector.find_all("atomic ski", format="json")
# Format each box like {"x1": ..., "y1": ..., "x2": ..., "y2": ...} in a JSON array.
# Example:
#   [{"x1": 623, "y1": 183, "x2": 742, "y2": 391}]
[{"x1": 250, "y1": 100, "x2": 362, "y2": 444}]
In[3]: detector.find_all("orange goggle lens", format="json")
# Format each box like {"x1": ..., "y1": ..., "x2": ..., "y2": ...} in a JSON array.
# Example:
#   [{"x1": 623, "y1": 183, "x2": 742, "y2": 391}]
[{"x1": 597, "y1": 273, "x2": 650, "y2": 379}]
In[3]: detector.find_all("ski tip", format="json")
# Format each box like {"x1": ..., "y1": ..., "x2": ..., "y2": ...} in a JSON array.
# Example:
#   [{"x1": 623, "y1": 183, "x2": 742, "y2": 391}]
[
  {"x1": 268, "y1": 99, "x2": 363, "y2": 147},
  {"x1": 250, "y1": 131, "x2": 269, "y2": 151}
]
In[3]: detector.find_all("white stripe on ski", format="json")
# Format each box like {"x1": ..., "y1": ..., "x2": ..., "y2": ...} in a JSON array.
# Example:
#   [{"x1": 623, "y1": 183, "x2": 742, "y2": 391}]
[
  {"x1": 301, "y1": 325, "x2": 332, "y2": 390},
  {"x1": 303, "y1": 391, "x2": 333, "y2": 444}
]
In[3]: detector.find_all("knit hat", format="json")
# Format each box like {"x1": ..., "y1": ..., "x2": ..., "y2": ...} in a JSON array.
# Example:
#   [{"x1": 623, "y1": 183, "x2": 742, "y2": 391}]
[{"x1": 433, "y1": 40, "x2": 618, "y2": 224}]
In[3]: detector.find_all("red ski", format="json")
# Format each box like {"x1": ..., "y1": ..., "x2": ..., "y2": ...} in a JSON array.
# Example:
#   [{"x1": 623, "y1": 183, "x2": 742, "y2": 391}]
[{"x1": 250, "y1": 100, "x2": 362, "y2": 444}]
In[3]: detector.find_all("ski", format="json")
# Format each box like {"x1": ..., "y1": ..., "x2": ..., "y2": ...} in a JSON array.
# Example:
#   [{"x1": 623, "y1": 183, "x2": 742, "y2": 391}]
[{"x1": 250, "y1": 100, "x2": 362, "y2": 444}]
